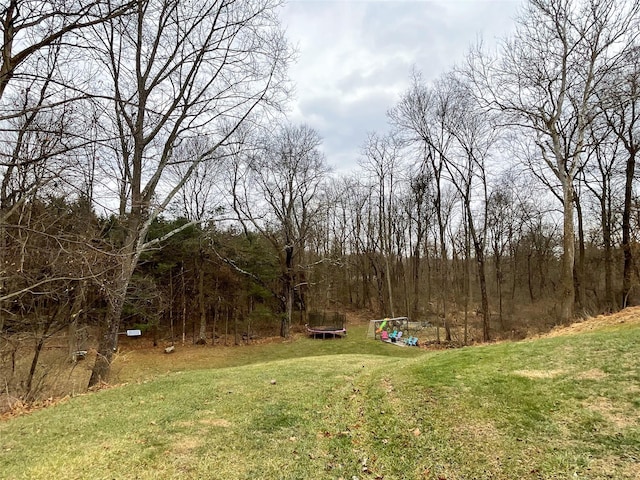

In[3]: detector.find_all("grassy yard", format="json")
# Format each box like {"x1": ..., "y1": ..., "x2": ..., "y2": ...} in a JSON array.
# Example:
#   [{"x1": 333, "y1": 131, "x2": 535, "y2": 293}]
[{"x1": 1, "y1": 318, "x2": 639, "y2": 479}]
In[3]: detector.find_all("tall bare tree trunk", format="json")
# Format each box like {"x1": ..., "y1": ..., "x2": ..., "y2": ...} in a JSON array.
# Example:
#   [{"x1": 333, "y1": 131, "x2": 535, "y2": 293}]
[
  {"x1": 573, "y1": 191, "x2": 586, "y2": 311},
  {"x1": 476, "y1": 246, "x2": 490, "y2": 342},
  {"x1": 463, "y1": 208, "x2": 470, "y2": 345},
  {"x1": 560, "y1": 183, "x2": 576, "y2": 323},
  {"x1": 89, "y1": 228, "x2": 145, "y2": 387},
  {"x1": 282, "y1": 245, "x2": 294, "y2": 338},
  {"x1": 196, "y1": 252, "x2": 207, "y2": 345},
  {"x1": 495, "y1": 253, "x2": 504, "y2": 330},
  {"x1": 600, "y1": 190, "x2": 615, "y2": 311},
  {"x1": 622, "y1": 151, "x2": 636, "y2": 307},
  {"x1": 465, "y1": 203, "x2": 490, "y2": 341},
  {"x1": 88, "y1": 249, "x2": 137, "y2": 387},
  {"x1": 384, "y1": 254, "x2": 395, "y2": 318}
]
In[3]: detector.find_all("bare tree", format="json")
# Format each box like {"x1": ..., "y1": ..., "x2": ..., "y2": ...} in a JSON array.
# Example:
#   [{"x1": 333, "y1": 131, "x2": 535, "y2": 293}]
[
  {"x1": 328, "y1": 176, "x2": 373, "y2": 310},
  {"x1": 0, "y1": 1, "x2": 134, "y2": 356},
  {"x1": 316, "y1": 178, "x2": 352, "y2": 308},
  {"x1": 403, "y1": 163, "x2": 434, "y2": 319},
  {"x1": 230, "y1": 124, "x2": 329, "y2": 337},
  {"x1": 596, "y1": 44, "x2": 640, "y2": 307},
  {"x1": 0, "y1": 0, "x2": 134, "y2": 100},
  {"x1": 486, "y1": 172, "x2": 521, "y2": 329},
  {"x1": 468, "y1": 0, "x2": 640, "y2": 322},
  {"x1": 87, "y1": 0, "x2": 290, "y2": 385},
  {"x1": 0, "y1": 194, "x2": 112, "y2": 402},
  {"x1": 167, "y1": 139, "x2": 227, "y2": 345},
  {"x1": 360, "y1": 132, "x2": 403, "y2": 318},
  {"x1": 0, "y1": 0, "x2": 130, "y2": 220},
  {"x1": 579, "y1": 119, "x2": 624, "y2": 312},
  {"x1": 389, "y1": 71, "x2": 457, "y2": 341},
  {"x1": 440, "y1": 73, "x2": 497, "y2": 342}
]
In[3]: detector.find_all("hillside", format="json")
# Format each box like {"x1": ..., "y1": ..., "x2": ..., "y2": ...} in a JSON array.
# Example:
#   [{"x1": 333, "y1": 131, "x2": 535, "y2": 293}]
[
  {"x1": 543, "y1": 306, "x2": 640, "y2": 336},
  {"x1": 1, "y1": 311, "x2": 639, "y2": 479}
]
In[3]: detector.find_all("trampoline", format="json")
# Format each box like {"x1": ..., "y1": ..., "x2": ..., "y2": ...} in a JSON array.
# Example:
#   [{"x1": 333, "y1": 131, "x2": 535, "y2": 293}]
[{"x1": 305, "y1": 311, "x2": 346, "y2": 338}]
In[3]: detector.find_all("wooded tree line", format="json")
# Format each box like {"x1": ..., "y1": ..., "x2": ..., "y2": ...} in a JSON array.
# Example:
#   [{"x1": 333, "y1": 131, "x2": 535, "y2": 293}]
[{"x1": 1, "y1": 0, "x2": 640, "y2": 400}]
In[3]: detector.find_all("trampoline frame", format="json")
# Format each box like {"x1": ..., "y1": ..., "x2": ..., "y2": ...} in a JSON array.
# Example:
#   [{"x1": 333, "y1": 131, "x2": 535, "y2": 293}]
[{"x1": 305, "y1": 311, "x2": 347, "y2": 338}]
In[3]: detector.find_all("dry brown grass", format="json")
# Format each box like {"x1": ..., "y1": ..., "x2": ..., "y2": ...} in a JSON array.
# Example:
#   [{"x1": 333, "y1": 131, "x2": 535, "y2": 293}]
[
  {"x1": 584, "y1": 396, "x2": 639, "y2": 430},
  {"x1": 543, "y1": 306, "x2": 640, "y2": 337},
  {"x1": 575, "y1": 368, "x2": 608, "y2": 380},
  {"x1": 0, "y1": 337, "x2": 98, "y2": 414},
  {"x1": 512, "y1": 369, "x2": 566, "y2": 379}
]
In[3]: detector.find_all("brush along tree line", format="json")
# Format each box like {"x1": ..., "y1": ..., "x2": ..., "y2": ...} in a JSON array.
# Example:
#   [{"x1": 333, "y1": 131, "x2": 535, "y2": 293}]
[{"x1": 1, "y1": 0, "x2": 640, "y2": 399}]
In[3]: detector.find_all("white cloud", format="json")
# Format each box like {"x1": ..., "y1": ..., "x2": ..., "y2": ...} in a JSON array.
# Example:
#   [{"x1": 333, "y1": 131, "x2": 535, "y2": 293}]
[{"x1": 280, "y1": 0, "x2": 523, "y2": 175}]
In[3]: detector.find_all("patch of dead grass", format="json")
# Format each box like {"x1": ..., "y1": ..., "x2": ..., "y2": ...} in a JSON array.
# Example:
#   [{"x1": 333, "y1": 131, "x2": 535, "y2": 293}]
[
  {"x1": 544, "y1": 307, "x2": 640, "y2": 338},
  {"x1": 171, "y1": 436, "x2": 202, "y2": 455},
  {"x1": 175, "y1": 417, "x2": 232, "y2": 429},
  {"x1": 585, "y1": 455, "x2": 640, "y2": 479},
  {"x1": 512, "y1": 369, "x2": 566, "y2": 379},
  {"x1": 626, "y1": 384, "x2": 640, "y2": 395},
  {"x1": 199, "y1": 418, "x2": 232, "y2": 428},
  {"x1": 575, "y1": 369, "x2": 608, "y2": 380},
  {"x1": 584, "y1": 397, "x2": 638, "y2": 430},
  {"x1": 453, "y1": 419, "x2": 501, "y2": 444}
]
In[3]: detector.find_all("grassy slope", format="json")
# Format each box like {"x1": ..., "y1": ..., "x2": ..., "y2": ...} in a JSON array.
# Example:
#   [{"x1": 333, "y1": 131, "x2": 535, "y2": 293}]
[{"x1": 1, "y1": 322, "x2": 639, "y2": 480}]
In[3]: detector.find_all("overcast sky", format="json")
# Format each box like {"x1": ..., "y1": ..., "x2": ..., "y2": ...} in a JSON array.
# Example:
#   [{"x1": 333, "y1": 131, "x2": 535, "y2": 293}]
[{"x1": 280, "y1": 0, "x2": 524, "y2": 175}]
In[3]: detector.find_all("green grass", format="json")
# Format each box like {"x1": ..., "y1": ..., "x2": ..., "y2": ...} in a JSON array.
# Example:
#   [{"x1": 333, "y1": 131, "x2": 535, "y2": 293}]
[
  {"x1": 1, "y1": 323, "x2": 639, "y2": 479},
  {"x1": 111, "y1": 324, "x2": 423, "y2": 383}
]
